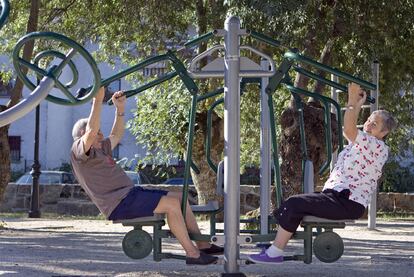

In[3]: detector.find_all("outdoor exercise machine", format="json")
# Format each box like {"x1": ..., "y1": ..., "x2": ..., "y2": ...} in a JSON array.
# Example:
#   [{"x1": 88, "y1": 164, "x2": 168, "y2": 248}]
[
  {"x1": 111, "y1": 17, "x2": 377, "y2": 277},
  {"x1": 106, "y1": 17, "x2": 379, "y2": 277},
  {"x1": 196, "y1": 23, "x2": 378, "y2": 273},
  {"x1": 2, "y1": 6, "x2": 379, "y2": 275}
]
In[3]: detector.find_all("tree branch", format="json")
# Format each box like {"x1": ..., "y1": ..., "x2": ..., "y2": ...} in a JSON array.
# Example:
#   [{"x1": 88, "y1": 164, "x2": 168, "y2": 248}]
[
  {"x1": 42, "y1": 0, "x2": 77, "y2": 27},
  {"x1": 7, "y1": 0, "x2": 40, "y2": 108}
]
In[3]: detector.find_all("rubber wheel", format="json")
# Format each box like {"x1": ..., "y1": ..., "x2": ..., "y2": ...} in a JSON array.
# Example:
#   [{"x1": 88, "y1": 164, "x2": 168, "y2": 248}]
[
  {"x1": 313, "y1": 231, "x2": 344, "y2": 263},
  {"x1": 122, "y1": 230, "x2": 153, "y2": 259}
]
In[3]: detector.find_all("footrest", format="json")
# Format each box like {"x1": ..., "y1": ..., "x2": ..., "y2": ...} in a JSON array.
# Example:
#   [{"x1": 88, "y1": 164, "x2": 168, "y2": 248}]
[
  {"x1": 113, "y1": 213, "x2": 165, "y2": 226},
  {"x1": 191, "y1": 201, "x2": 220, "y2": 213},
  {"x1": 302, "y1": 216, "x2": 355, "y2": 224}
]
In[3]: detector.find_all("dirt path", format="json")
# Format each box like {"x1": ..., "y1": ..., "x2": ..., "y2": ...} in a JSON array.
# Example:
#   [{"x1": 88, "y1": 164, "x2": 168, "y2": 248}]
[{"x1": 0, "y1": 217, "x2": 413, "y2": 276}]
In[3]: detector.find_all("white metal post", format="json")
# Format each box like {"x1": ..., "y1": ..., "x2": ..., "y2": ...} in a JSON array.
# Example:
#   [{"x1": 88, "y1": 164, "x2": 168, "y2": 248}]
[
  {"x1": 330, "y1": 75, "x2": 339, "y2": 171},
  {"x1": 260, "y1": 59, "x2": 271, "y2": 234},
  {"x1": 223, "y1": 16, "x2": 241, "y2": 274}
]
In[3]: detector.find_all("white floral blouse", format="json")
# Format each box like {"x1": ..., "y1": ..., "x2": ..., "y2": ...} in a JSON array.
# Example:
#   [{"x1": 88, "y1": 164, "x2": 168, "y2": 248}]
[{"x1": 323, "y1": 130, "x2": 389, "y2": 207}]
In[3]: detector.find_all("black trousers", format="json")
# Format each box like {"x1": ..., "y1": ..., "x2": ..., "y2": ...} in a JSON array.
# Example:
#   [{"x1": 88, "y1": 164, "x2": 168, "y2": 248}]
[{"x1": 274, "y1": 189, "x2": 366, "y2": 233}]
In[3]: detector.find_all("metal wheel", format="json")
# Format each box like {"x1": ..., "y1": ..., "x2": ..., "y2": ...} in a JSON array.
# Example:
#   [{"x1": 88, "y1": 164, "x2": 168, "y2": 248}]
[
  {"x1": 313, "y1": 231, "x2": 344, "y2": 263},
  {"x1": 122, "y1": 229, "x2": 153, "y2": 259}
]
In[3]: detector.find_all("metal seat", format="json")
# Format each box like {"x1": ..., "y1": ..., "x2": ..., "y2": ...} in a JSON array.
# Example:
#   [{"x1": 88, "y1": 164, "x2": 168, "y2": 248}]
[
  {"x1": 113, "y1": 213, "x2": 165, "y2": 226},
  {"x1": 302, "y1": 216, "x2": 355, "y2": 224},
  {"x1": 191, "y1": 201, "x2": 220, "y2": 212}
]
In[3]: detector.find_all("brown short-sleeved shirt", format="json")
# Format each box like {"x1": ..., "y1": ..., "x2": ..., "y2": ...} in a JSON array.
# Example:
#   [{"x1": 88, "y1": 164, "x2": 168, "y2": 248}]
[{"x1": 70, "y1": 138, "x2": 133, "y2": 218}]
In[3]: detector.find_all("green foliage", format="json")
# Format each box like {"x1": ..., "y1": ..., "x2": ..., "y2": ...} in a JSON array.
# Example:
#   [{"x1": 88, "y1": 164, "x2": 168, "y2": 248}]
[
  {"x1": 380, "y1": 160, "x2": 414, "y2": 193},
  {"x1": 128, "y1": 77, "x2": 192, "y2": 165},
  {"x1": 231, "y1": 0, "x2": 414, "y2": 159},
  {"x1": 1, "y1": 0, "x2": 413, "y2": 171},
  {"x1": 239, "y1": 84, "x2": 290, "y2": 166}
]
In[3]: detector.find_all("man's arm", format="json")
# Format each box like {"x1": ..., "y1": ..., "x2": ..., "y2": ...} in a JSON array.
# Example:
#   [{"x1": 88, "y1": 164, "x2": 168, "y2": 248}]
[
  {"x1": 109, "y1": 91, "x2": 126, "y2": 149},
  {"x1": 82, "y1": 87, "x2": 105, "y2": 152},
  {"x1": 343, "y1": 83, "x2": 366, "y2": 143}
]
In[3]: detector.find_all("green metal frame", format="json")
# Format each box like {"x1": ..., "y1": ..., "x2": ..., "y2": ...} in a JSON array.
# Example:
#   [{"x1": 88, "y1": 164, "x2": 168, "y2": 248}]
[
  {"x1": 205, "y1": 97, "x2": 224, "y2": 173},
  {"x1": 264, "y1": 58, "x2": 296, "y2": 208},
  {"x1": 284, "y1": 51, "x2": 376, "y2": 103},
  {"x1": 286, "y1": 83, "x2": 333, "y2": 175},
  {"x1": 202, "y1": 78, "x2": 256, "y2": 174},
  {"x1": 0, "y1": 0, "x2": 9, "y2": 30},
  {"x1": 109, "y1": 29, "x2": 377, "y2": 265},
  {"x1": 119, "y1": 216, "x2": 346, "y2": 264}
]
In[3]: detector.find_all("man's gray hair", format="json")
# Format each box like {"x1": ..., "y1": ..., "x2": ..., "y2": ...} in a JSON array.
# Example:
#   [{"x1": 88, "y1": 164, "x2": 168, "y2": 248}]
[
  {"x1": 72, "y1": 118, "x2": 88, "y2": 140},
  {"x1": 373, "y1": 110, "x2": 397, "y2": 133}
]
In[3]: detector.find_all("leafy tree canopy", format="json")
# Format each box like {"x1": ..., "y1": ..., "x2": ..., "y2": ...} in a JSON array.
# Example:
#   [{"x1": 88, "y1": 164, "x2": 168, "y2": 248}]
[{"x1": 1, "y1": 0, "x2": 413, "y2": 168}]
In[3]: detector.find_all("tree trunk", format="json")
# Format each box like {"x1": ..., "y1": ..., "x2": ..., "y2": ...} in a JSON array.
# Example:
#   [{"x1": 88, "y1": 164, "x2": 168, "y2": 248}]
[
  {"x1": 279, "y1": 103, "x2": 338, "y2": 198},
  {"x1": 279, "y1": 1, "x2": 343, "y2": 199},
  {"x1": 0, "y1": 0, "x2": 39, "y2": 201},
  {"x1": 0, "y1": 113, "x2": 10, "y2": 201},
  {"x1": 189, "y1": 0, "x2": 225, "y2": 209},
  {"x1": 191, "y1": 111, "x2": 224, "y2": 205}
]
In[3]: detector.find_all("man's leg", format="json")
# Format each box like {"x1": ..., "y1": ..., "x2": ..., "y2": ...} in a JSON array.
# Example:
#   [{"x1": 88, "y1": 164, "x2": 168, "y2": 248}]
[
  {"x1": 166, "y1": 191, "x2": 211, "y2": 249},
  {"x1": 153, "y1": 195, "x2": 200, "y2": 258}
]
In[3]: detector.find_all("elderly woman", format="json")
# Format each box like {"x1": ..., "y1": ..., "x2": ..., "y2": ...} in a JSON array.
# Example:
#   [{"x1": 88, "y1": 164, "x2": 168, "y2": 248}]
[{"x1": 249, "y1": 83, "x2": 397, "y2": 264}]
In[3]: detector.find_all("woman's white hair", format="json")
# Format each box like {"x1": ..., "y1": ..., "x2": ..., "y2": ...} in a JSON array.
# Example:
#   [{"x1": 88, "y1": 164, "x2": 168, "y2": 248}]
[
  {"x1": 72, "y1": 118, "x2": 88, "y2": 140},
  {"x1": 372, "y1": 110, "x2": 397, "y2": 133}
]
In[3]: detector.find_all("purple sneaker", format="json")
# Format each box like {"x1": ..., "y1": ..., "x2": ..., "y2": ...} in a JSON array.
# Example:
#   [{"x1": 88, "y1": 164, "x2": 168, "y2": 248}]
[{"x1": 248, "y1": 252, "x2": 283, "y2": 264}]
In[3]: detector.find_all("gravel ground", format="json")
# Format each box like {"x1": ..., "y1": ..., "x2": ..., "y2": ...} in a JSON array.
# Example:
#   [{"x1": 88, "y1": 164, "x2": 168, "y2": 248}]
[{"x1": 0, "y1": 217, "x2": 413, "y2": 277}]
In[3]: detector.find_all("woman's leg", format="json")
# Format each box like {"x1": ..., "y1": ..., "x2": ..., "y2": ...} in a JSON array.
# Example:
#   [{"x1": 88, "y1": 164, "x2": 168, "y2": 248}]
[
  {"x1": 272, "y1": 226, "x2": 293, "y2": 250},
  {"x1": 249, "y1": 191, "x2": 365, "y2": 263}
]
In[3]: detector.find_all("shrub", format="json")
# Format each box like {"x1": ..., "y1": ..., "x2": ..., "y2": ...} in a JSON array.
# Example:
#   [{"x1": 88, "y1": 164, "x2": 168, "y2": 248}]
[{"x1": 379, "y1": 160, "x2": 414, "y2": 193}]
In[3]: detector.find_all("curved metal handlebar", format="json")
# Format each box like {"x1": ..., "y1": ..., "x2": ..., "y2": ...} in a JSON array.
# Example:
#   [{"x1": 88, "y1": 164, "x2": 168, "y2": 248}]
[
  {"x1": 285, "y1": 51, "x2": 376, "y2": 104},
  {"x1": 183, "y1": 31, "x2": 216, "y2": 48},
  {"x1": 189, "y1": 45, "x2": 275, "y2": 78},
  {"x1": 12, "y1": 31, "x2": 101, "y2": 105},
  {"x1": 103, "y1": 52, "x2": 197, "y2": 105},
  {"x1": 0, "y1": 0, "x2": 10, "y2": 30},
  {"x1": 247, "y1": 30, "x2": 282, "y2": 48},
  {"x1": 102, "y1": 53, "x2": 177, "y2": 104}
]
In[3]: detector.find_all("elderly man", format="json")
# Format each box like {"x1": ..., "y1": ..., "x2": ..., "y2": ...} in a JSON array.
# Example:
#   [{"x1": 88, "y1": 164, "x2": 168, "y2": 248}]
[
  {"x1": 249, "y1": 83, "x2": 397, "y2": 264},
  {"x1": 70, "y1": 87, "x2": 222, "y2": 265}
]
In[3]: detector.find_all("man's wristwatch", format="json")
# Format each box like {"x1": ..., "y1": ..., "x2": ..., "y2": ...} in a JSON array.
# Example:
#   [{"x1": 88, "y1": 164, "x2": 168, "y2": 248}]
[{"x1": 346, "y1": 105, "x2": 355, "y2": 110}]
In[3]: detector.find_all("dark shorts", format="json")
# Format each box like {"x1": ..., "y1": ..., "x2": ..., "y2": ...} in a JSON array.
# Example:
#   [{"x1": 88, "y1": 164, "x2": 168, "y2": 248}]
[
  {"x1": 274, "y1": 189, "x2": 366, "y2": 233},
  {"x1": 108, "y1": 186, "x2": 168, "y2": 220}
]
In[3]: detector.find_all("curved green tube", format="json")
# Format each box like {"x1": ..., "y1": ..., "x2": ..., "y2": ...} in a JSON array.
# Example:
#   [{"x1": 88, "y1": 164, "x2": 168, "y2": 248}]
[
  {"x1": 12, "y1": 31, "x2": 101, "y2": 105},
  {"x1": 0, "y1": 0, "x2": 10, "y2": 30}
]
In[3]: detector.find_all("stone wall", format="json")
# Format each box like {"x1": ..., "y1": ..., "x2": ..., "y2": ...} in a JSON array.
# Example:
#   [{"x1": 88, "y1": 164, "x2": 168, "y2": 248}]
[{"x1": 1, "y1": 183, "x2": 413, "y2": 216}]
